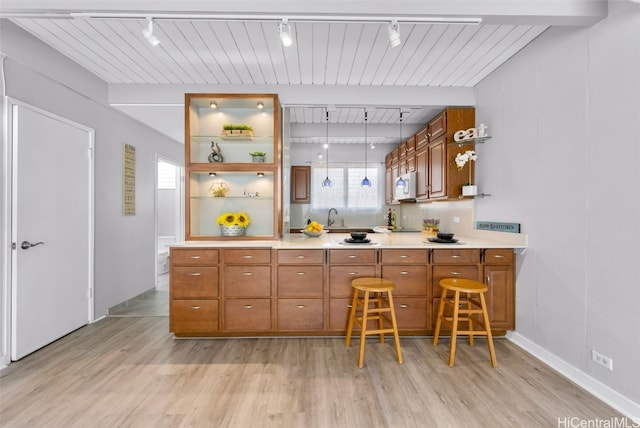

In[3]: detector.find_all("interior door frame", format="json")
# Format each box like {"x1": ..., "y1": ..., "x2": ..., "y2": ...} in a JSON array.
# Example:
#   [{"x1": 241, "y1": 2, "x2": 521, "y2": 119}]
[
  {"x1": 154, "y1": 153, "x2": 184, "y2": 286},
  {"x1": 1, "y1": 98, "x2": 95, "y2": 366}
]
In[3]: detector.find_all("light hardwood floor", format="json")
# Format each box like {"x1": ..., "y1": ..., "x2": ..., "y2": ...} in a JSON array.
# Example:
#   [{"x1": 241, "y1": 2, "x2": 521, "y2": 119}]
[{"x1": 0, "y1": 316, "x2": 626, "y2": 428}]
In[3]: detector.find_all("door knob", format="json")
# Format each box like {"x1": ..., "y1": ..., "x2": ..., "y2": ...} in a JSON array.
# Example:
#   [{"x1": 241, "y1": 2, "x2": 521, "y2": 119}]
[{"x1": 21, "y1": 241, "x2": 44, "y2": 250}]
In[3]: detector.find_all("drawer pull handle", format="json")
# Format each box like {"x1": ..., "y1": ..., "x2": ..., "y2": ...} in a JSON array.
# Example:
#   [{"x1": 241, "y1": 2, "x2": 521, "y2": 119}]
[
  {"x1": 242, "y1": 272, "x2": 253, "y2": 276},
  {"x1": 296, "y1": 255, "x2": 305, "y2": 259},
  {"x1": 296, "y1": 305, "x2": 306, "y2": 309},
  {"x1": 451, "y1": 255, "x2": 461, "y2": 259},
  {"x1": 189, "y1": 256, "x2": 201, "y2": 259},
  {"x1": 242, "y1": 255, "x2": 253, "y2": 259},
  {"x1": 243, "y1": 305, "x2": 254, "y2": 309},
  {"x1": 296, "y1": 272, "x2": 306, "y2": 275},
  {"x1": 399, "y1": 255, "x2": 409, "y2": 258},
  {"x1": 451, "y1": 271, "x2": 462, "y2": 275},
  {"x1": 399, "y1": 304, "x2": 409, "y2": 308},
  {"x1": 493, "y1": 255, "x2": 505, "y2": 258},
  {"x1": 347, "y1": 304, "x2": 353, "y2": 308},
  {"x1": 348, "y1": 272, "x2": 358, "y2": 275},
  {"x1": 400, "y1": 271, "x2": 409, "y2": 275},
  {"x1": 188, "y1": 272, "x2": 202, "y2": 276},
  {"x1": 190, "y1": 306, "x2": 201, "y2": 310},
  {"x1": 347, "y1": 255, "x2": 357, "y2": 259}
]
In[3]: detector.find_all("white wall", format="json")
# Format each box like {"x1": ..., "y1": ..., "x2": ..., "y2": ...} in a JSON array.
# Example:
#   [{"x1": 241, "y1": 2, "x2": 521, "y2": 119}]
[
  {"x1": 474, "y1": 0, "x2": 640, "y2": 410},
  {"x1": 0, "y1": 20, "x2": 183, "y2": 325}
]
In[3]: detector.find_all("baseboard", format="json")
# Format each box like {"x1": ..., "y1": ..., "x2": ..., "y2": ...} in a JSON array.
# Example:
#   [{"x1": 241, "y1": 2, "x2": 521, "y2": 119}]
[{"x1": 507, "y1": 331, "x2": 640, "y2": 421}]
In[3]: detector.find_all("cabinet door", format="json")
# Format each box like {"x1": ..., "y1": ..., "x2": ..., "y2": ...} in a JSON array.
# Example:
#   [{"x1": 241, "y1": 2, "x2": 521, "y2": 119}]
[
  {"x1": 291, "y1": 165, "x2": 311, "y2": 204},
  {"x1": 427, "y1": 135, "x2": 446, "y2": 199},
  {"x1": 427, "y1": 111, "x2": 446, "y2": 140},
  {"x1": 277, "y1": 298, "x2": 324, "y2": 330},
  {"x1": 277, "y1": 266, "x2": 324, "y2": 297},
  {"x1": 224, "y1": 266, "x2": 271, "y2": 297},
  {"x1": 170, "y1": 300, "x2": 219, "y2": 334},
  {"x1": 416, "y1": 127, "x2": 428, "y2": 150},
  {"x1": 415, "y1": 147, "x2": 428, "y2": 199},
  {"x1": 380, "y1": 266, "x2": 429, "y2": 296},
  {"x1": 329, "y1": 265, "x2": 377, "y2": 297},
  {"x1": 394, "y1": 297, "x2": 428, "y2": 330},
  {"x1": 484, "y1": 264, "x2": 515, "y2": 330},
  {"x1": 172, "y1": 266, "x2": 219, "y2": 299},
  {"x1": 224, "y1": 299, "x2": 271, "y2": 331}
]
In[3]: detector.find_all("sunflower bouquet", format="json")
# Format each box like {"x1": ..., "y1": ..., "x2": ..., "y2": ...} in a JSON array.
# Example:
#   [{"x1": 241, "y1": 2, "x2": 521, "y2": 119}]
[{"x1": 217, "y1": 211, "x2": 250, "y2": 236}]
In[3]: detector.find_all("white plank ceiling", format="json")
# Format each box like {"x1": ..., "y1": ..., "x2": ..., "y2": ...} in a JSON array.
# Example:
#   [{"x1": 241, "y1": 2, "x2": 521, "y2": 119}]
[{"x1": 2, "y1": 0, "x2": 607, "y2": 142}]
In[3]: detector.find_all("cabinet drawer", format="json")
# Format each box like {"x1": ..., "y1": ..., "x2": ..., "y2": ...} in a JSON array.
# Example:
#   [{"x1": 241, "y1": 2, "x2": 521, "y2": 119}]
[
  {"x1": 171, "y1": 248, "x2": 219, "y2": 266},
  {"x1": 277, "y1": 298, "x2": 324, "y2": 330},
  {"x1": 395, "y1": 297, "x2": 429, "y2": 330},
  {"x1": 170, "y1": 300, "x2": 219, "y2": 333},
  {"x1": 278, "y1": 249, "x2": 324, "y2": 264},
  {"x1": 224, "y1": 266, "x2": 271, "y2": 297},
  {"x1": 380, "y1": 265, "x2": 428, "y2": 296},
  {"x1": 328, "y1": 249, "x2": 376, "y2": 264},
  {"x1": 484, "y1": 249, "x2": 514, "y2": 265},
  {"x1": 224, "y1": 248, "x2": 271, "y2": 264},
  {"x1": 277, "y1": 266, "x2": 324, "y2": 297},
  {"x1": 432, "y1": 265, "x2": 481, "y2": 297},
  {"x1": 224, "y1": 299, "x2": 271, "y2": 331},
  {"x1": 381, "y1": 249, "x2": 428, "y2": 264},
  {"x1": 171, "y1": 266, "x2": 219, "y2": 299},
  {"x1": 432, "y1": 249, "x2": 480, "y2": 264},
  {"x1": 329, "y1": 265, "x2": 377, "y2": 297},
  {"x1": 329, "y1": 298, "x2": 353, "y2": 331}
]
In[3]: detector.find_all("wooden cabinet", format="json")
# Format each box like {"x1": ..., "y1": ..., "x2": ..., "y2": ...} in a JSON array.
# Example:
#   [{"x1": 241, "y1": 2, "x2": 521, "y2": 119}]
[
  {"x1": 185, "y1": 93, "x2": 281, "y2": 240},
  {"x1": 380, "y1": 249, "x2": 429, "y2": 331},
  {"x1": 169, "y1": 245, "x2": 516, "y2": 337},
  {"x1": 276, "y1": 249, "x2": 324, "y2": 331},
  {"x1": 291, "y1": 165, "x2": 310, "y2": 204},
  {"x1": 483, "y1": 249, "x2": 515, "y2": 330},
  {"x1": 170, "y1": 248, "x2": 220, "y2": 335},
  {"x1": 426, "y1": 134, "x2": 446, "y2": 199},
  {"x1": 222, "y1": 248, "x2": 272, "y2": 331}
]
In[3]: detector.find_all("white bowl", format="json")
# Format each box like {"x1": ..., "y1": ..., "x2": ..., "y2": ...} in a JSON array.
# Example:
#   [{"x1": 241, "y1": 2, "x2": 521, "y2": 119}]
[{"x1": 300, "y1": 229, "x2": 327, "y2": 237}]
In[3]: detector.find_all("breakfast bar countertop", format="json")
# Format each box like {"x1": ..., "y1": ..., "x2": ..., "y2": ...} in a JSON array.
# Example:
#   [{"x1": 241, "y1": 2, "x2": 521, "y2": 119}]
[{"x1": 172, "y1": 231, "x2": 528, "y2": 250}]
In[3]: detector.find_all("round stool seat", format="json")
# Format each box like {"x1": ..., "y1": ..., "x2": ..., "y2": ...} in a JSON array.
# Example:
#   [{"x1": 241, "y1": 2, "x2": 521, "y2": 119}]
[
  {"x1": 440, "y1": 278, "x2": 488, "y2": 293},
  {"x1": 352, "y1": 277, "x2": 396, "y2": 292}
]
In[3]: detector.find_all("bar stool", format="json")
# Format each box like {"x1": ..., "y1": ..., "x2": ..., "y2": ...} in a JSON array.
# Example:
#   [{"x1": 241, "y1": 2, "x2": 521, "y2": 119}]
[
  {"x1": 345, "y1": 277, "x2": 403, "y2": 368},
  {"x1": 433, "y1": 278, "x2": 497, "y2": 368}
]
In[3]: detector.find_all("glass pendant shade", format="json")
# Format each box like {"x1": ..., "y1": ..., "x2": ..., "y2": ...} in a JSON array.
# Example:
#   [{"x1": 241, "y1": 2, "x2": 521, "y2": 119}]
[
  {"x1": 321, "y1": 109, "x2": 332, "y2": 187},
  {"x1": 395, "y1": 110, "x2": 405, "y2": 188},
  {"x1": 361, "y1": 176, "x2": 371, "y2": 187}
]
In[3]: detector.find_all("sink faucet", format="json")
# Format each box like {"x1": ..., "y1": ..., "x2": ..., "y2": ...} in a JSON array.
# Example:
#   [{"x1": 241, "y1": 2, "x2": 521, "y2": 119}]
[{"x1": 327, "y1": 208, "x2": 338, "y2": 227}]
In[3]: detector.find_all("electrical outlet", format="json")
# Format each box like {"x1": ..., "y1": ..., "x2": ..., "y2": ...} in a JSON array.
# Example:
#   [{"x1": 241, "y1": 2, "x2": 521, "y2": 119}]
[{"x1": 592, "y1": 349, "x2": 613, "y2": 370}]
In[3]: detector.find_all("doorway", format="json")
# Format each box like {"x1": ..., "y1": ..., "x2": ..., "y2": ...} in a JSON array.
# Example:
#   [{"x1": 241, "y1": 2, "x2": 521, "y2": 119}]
[{"x1": 7, "y1": 99, "x2": 94, "y2": 361}]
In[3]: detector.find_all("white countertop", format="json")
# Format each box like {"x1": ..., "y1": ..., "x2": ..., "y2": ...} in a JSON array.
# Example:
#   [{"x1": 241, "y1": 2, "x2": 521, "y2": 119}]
[{"x1": 171, "y1": 231, "x2": 527, "y2": 249}]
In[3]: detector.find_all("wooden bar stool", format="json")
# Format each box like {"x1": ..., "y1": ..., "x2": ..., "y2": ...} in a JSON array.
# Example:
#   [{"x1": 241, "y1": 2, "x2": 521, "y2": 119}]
[
  {"x1": 433, "y1": 278, "x2": 497, "y2": 368},
  {"x1": 345, "y1": 277, "x2": 403, "y2": 368}
]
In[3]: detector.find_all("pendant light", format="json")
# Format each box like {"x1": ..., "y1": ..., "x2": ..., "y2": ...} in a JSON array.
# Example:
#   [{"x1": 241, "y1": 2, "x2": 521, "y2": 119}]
[
  {"x1": 321, "y1": 109, "x2": 332, "y2": 188},
  {"x1": 361, "y1": 109, "x2": 371, "y2": 187},
  {"x1": 396, "y1": 109, "x2": 407, "y2": 188}
]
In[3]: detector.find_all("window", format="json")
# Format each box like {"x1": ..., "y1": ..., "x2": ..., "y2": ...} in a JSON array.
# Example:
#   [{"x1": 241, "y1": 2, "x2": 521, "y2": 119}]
[
  {"x1": 157, "y1": 161, "x2": 177, "y2": 189},
  {"x1": 312, "y1": 164, "x2": 381, "y2": 210}
]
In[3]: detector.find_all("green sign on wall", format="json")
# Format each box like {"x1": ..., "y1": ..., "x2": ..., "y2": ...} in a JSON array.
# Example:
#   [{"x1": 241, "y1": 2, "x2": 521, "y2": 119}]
[{"x1": 476, "y1": 221, "x2": 520, "y2": 233}]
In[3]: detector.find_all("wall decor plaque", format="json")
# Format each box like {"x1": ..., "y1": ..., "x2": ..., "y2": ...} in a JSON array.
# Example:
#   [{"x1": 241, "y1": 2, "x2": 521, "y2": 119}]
[{"x1": 123, "y1": 143, "x2": 136, "y2": 216}]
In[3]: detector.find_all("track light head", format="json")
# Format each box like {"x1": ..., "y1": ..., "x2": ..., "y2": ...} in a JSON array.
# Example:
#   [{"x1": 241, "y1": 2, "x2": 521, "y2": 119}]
[
  {"x1": 210, "y1": 101, "x2": 217, "y2": 108},
  {"x1": 279, "y1": 19, "x2": 293, "y2": 47},
  {"x1": 388, "y1": 20, "x2": 401, "y2": 48},
  {"x1": 257, "y1": 101, "x2": 264, "y2": 109},
  {"x1": 142, "y1": 18, "x2": 160, "y2": 47}
]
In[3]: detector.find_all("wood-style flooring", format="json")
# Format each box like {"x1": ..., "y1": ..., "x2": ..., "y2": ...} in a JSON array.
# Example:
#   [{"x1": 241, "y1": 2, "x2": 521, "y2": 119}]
[{"x1": 0, "y1": 314, "x2": 625, "y2": 428}]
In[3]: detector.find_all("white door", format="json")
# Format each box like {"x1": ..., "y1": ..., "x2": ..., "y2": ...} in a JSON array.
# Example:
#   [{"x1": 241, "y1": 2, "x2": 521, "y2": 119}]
[{"x1": 11, "y1": 102, "x2": 93, "y2": 361}]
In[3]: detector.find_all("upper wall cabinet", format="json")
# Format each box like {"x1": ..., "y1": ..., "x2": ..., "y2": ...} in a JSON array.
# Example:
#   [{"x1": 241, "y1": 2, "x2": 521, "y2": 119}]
[{"x1": 185, "y1": 94, "x2": 282, "y2": 240}]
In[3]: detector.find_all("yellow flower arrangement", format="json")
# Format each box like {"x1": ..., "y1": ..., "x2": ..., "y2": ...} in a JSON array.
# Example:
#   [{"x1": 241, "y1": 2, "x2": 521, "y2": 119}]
[{"x1": 217, "y1": 211, "x2": 250, "y2": 227}]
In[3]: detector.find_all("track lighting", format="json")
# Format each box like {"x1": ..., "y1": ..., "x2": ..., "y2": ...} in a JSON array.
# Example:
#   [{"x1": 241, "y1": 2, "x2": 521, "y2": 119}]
[
  {"x1": 210, "y1": 101, "x2": 217, "y2": 108},
  {"x1": 209, "y1": 172, "x2": 217, "y2": 177},
  {"x1": 279, "y1": 19, "x2": 293, "y2": 47},
  {"x1": 257, "y1": 101, "x2": 264, "y2": 109},
  {"x1": 142, "y1": 18, "x2": 160, "y2": 47},
  {"x1": 388, "y1": 20, "x2": 401, "y2": 48},
  {"x1": 361, "y1": 110, "x2": 371, "y2": 187},
  {"x1": 396, "y1": 110, "x2": 406, "y2": 188},
  {"x1": 257, "y1": 172, "x2": 265, "y2": 177},
  {"x1": 322, "y1": 109, "x2": 332, "y2": 188}
]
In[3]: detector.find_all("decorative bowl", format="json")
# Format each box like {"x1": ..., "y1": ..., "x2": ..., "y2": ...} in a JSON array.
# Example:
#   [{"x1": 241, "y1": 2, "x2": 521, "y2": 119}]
[
  {"x1": 437, "y1": 232, "x2": 454, "y2": 241},
  {"x1": 350, "y1": 231, "x2": 368, "y2": 241},
  {"x1": 301, "y1": 229, "x2": 327, "y2": 237}
]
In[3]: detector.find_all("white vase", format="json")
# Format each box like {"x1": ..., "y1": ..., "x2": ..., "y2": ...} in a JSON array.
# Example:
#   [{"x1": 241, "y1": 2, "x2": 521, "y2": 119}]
[{"x1": 462, "y1": 185, "x2": 478, "y2": 196}]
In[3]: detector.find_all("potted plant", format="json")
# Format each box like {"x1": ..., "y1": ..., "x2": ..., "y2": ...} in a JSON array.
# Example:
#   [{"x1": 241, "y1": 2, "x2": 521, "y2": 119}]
[
  {"x1": 422, "y1": 218, "x2": 440, "y2": 237},
  {"x1": 222, "y1": 123, "x2": 254, "y2": 136},
  {"x1": 249, "y1": 151, "x2": 267, "y2": 162},
  {"x1": 216, "y1": 211, "x2": 250, "y2": 236},
  {"x1": 455, "y1": 150, "x2": 478, "y2": 196}
]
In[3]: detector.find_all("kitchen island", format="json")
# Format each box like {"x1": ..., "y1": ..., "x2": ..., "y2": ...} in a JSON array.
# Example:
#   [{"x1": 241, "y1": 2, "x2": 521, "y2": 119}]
[{"x1": 170, "y1": 232, "x2": 526, "y2": 337}]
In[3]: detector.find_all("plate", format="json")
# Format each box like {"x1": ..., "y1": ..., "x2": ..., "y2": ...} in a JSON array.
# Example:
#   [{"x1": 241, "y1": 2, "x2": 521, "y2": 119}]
[
  {"x1": 344, "y1": 238, "x2": 371, "y2": 244},
  {"x1": 427, "y1": 237, "x2": 459, "y2": 244},
  {"x1": 300, "y1": 229, "x2": 327, "y2": 237}
]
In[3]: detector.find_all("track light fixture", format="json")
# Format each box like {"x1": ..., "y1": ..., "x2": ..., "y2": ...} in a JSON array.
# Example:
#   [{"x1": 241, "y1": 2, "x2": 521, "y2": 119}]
[
  {"x1": 396, "y1": 110, "x2": 407, "y2": 188},
  {"x1": 322, "y1": 109, "x2": 332, "y2": 188},
  {"x1": 257, "y1": 172, "x2": 265, "y2": 177},
  {"x1": 279, "y1": 19, "x2": 293, "y2": 47},
  {"x1": 210, "y1": 101, "x2": 217, "y2": 108},
  {"x1": 209, "y1": 172, "x2": 217, "y2": 177},
  {"x1": 142, "y1": 18, "x2": 160, "y2": 47},
  {"x1": 388, "y1": 20, "x2": 401, "y2": 48},
  {"x1": 257, "y1": 101, "x2": 264, "y2": 109}
]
